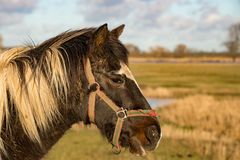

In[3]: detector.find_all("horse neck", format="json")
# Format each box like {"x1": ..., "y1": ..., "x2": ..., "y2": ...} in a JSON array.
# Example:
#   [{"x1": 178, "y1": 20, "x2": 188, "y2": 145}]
[{"x1": 1, "y1": 54, "x2": 87, "y2": 160}]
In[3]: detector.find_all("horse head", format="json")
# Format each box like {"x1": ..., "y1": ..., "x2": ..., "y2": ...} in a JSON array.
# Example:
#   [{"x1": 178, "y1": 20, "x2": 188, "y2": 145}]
[{"x1": 81, "y1": 24, "x2": 162, "y2": 156}]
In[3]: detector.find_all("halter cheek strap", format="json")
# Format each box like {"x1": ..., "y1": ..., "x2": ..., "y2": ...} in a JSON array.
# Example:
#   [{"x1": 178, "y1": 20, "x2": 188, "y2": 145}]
[{"x1": 83, "y1": 57, "x2": 158, "y2": 153}]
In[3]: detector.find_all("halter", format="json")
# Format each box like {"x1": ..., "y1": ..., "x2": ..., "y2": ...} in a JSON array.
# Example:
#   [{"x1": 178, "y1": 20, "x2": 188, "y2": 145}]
[{"x1": 83, "y1": 57, "x2": 158, "y2": 153}]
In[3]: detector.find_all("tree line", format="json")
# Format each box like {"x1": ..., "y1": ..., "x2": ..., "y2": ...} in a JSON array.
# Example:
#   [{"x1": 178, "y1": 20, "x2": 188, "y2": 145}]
[{"x1": 126, "y1": 23, "x2": 240, "y2": 61}]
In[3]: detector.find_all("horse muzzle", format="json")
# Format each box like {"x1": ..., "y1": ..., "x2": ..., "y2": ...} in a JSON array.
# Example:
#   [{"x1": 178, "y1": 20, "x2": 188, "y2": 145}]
[{"x1": 126, "y1": 116, "x2": 161, "y2": 156}]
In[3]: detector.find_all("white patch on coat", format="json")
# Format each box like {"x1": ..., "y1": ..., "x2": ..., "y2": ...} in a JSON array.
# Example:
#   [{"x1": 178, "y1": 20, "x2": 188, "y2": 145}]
[
  {"x1": 154, "y1": 131, "x2": 162, "y2": 150},
  {"x1": 117, "y1": 62, "x2": 142, "y2": 93}
]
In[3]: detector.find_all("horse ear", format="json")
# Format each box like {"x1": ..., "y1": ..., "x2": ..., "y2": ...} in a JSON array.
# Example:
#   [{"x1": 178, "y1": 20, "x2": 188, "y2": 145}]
[
  {"x1": 111, "y1": 24, "x2": 125, "y2": 38},
  {"x1": 93, "y1": 23, "x2": 109, "y2": 47}
]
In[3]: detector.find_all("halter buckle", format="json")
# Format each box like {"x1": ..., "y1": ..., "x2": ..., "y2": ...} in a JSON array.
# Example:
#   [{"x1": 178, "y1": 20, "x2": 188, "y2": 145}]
[
  {"x1": 88, "y1": 82, "x2": 100, "y2": 92},
  {"x1": 116, "y1": 108, "x2": 127, "y2": 119}
]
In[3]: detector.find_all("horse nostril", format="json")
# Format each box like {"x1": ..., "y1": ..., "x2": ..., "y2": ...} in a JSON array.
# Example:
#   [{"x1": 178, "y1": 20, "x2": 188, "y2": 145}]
[
  {"x1": 146, "y1": 125, "x2": 160, "y2": 143},
  {"x1": 151, "y1": 129, "x2": 158, "y2": 137}
]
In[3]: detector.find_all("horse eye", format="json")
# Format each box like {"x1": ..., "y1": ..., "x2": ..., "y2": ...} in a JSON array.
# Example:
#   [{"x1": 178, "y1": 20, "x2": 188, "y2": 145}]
[{"x1": 110, "y1": 77, "x2": 124, "y2": 84}]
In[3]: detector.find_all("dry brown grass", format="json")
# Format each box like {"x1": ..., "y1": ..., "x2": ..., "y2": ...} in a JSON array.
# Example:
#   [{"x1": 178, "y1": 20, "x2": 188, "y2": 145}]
[
  {"x1": 162, "y1": 125, "x2": 240, "y2": 160},
  {"x1": 159, "y1": 95, "x2": 240, "y2": 140},
  {"x1": 159, "y1": 95, "x2": 240, "y2": 160},
  {"x1": 142, "y1": 87, "x2": 173, "y2": 98}
]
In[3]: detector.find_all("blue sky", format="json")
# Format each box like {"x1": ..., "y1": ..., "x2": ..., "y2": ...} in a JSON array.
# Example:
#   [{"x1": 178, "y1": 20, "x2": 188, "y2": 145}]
[{"x1": 0, "y1": 0, "x2": 239, "y2": 51}]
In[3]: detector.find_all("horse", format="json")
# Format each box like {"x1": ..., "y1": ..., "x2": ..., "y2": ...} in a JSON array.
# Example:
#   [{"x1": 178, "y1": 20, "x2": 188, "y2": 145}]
[{"x1": 0, "y1": 24, "x2": 161, "y2": 159}]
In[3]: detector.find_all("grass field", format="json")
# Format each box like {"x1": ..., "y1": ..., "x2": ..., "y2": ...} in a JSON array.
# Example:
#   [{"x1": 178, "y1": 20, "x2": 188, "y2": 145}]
[
  {"x1": 130, "y1": 63, "x2": 240, "y2": 98},
  {"x1": 45, "y1": 63, "x2": 240, "y2": 160},
  {"x1": 45, "y1": 128, "x2": 206, "y2": 160},
  {"x1": 159, "y1": 95, "x2": 240, "y2": 160}
]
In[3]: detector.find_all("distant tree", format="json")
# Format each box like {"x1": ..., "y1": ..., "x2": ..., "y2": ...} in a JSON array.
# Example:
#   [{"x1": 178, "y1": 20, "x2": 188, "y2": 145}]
[
  {"x1": 174, "y1": 44, "x2": 188, "y2": 57},
  {"x1": 224, "y1": 23, "x2": 240, "y2": 62},
  {"x1": 125, "y1": 43, "x2": 141, "y2": 55},
  {"x1": 149, "y1": 45, "x2": 169, "y2": 57}
]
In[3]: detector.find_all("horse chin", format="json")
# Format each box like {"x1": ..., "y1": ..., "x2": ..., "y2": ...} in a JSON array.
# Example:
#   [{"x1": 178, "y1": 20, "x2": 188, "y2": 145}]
[{"x1": 128, "y1": 136, "x2": 146, "y2": 156}]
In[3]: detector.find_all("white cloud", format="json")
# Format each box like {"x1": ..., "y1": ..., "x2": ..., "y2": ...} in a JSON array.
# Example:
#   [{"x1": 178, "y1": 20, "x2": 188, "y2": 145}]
[
  {"x1": 0, "y1": 12, "x2": 23, "y2": 25},
  {"x1": 0, "y1": 0, "x2": 239, "y2": 51},
  {"x1": 196, "y1": 6, "x2": 238, "y2": 31},
  {"x1": 0, "y1": 0, "x2": 38, "y2": 26},
  {"x1": 0, "y1": 0, "x2": 37, "y2": 12},
  {"x1": 77, "y1": 0, "x2": 178, "y2": 26}
]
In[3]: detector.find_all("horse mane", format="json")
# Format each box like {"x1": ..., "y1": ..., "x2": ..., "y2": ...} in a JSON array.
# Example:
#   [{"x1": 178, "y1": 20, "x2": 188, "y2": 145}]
[{"x1": 0, "y1": 28, "x2": 91, "y2": 153}]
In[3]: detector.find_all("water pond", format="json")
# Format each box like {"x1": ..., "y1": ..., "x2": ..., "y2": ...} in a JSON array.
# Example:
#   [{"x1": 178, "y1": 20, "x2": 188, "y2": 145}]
[{"x1": 147, "y1": 98, "x2": 175, "y2": 108}]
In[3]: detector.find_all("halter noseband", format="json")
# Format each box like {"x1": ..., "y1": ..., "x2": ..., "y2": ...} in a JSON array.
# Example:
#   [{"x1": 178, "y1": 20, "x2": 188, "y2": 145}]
[{"x1": 83, "y1": 57, "x2": 158, "y2": 154}]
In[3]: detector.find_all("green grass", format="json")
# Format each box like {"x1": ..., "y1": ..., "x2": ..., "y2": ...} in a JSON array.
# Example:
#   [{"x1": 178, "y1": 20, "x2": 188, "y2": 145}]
[
  {"x1": 130, "y1": 63, "x2": 240, "y2": 97},
  {"x1": 45, "y1": 128, "x2": 206, "y2": 160}
]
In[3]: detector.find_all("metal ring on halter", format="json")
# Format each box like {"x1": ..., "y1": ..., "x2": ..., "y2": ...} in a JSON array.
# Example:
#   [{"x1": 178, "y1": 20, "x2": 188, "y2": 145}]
[
  {"x1": 88, "y1": 82, "x2": 100, "y2": 92},
  {"x1": 116, "y1": 108, "x2": 127, "y2": 119},
  {"x1": 112, "y1": 145, "x2": 121, "y2": 154}
]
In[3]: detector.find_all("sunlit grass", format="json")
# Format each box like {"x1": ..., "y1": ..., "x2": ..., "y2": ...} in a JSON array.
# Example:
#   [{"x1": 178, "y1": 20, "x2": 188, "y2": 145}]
[
  {"x1": 158, "y1": 95, "x2": 240, "y2": 160},
  {"x1": 130, "y1": 63, "x2": 240, "y2": 97},
  {"x1": 44, "y1": 128, "x2": 205, "y2": 160},
  {"x1": 159, "y1": 95, "x2": 240, "y2": 140}
]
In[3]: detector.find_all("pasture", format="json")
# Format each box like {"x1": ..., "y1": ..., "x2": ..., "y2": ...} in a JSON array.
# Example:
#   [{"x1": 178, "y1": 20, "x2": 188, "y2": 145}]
[
  {"x1": 131, "y1": 63, "x2": 240, "y2": 98},
  {"x1": 45, "y1": 128, "x2": 204, "y2": 160},
  {"x1": 45, "y1": 63, "x2": 240, "y2": 160}
]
